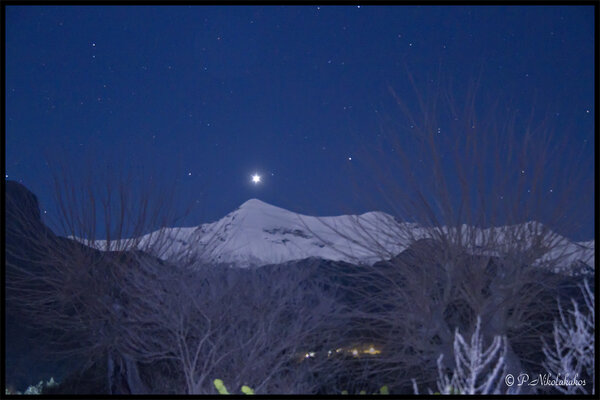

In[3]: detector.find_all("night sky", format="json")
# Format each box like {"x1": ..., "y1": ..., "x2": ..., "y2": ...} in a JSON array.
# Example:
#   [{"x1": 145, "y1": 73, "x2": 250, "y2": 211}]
[{"x1": 5, "y1": 5, "x2": 595, "y2": 240}]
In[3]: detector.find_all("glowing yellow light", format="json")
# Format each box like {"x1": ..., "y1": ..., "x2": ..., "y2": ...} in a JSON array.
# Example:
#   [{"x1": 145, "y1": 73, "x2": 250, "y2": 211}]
[
  {"x1": 351, "y1": 349, "x2": 359, "y2": 357},
  {"x1": 364, "y1": 346, "x2": 381, "y2": 355}
]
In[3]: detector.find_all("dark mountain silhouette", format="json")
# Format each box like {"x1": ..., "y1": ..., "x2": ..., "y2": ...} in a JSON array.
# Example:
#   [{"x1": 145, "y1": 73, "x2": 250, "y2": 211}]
[
  {"x1": 4, "y1": 181, "x2": 74, "y2": 391},
  {"x1": 5, "y1": 181, "x2": 149, "y2": 394}
]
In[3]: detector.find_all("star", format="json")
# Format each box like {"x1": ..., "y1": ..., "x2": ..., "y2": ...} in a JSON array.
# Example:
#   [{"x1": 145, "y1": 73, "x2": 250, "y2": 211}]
[{"x1": 251, "y1": 174, "x2": 261, "y2": 184}]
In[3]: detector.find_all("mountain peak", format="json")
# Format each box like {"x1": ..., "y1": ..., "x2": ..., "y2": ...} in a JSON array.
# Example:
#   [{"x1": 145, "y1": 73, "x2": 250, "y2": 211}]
[
  {"x1": 236, "y1": 199, "x2": 293, "y2": 218},
  {"x1": 239, "y1": 198, "x2": 271, "y2": 209}
]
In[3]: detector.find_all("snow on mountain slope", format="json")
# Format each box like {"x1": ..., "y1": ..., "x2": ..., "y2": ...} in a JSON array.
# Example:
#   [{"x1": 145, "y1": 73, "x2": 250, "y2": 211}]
[
  {"x1": 149, "y1": 199, "x2": 413, "y2": 267},
  {"x1": 85, "y1": 198, "x2": 594, "y2": 270}
]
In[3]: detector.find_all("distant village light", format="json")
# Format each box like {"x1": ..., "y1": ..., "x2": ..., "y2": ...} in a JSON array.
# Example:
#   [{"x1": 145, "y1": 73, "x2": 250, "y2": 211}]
[
  {"x1": 302, "y1": 345, "x2": 381, "y2": 362},
  {"x1": 364, "y1": 346, "x2": 381, "y2": 355}
]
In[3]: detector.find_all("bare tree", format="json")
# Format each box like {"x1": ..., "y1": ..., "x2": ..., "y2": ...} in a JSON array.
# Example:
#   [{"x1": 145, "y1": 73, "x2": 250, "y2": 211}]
[
  {"x1": 115, "y1": 256, "x2": 346, "y2": 394},
  {"x1": 299, "y1": 71, "x2": 593, "y2": 392},
  {"x1": 542, "y1": 279, "x2": 594, "y2": 395},
  {"x1": 5, "y1": 160, "x2": 195, "y2": 394},
  {"x1": 412, "y1": 316, "x2": 520, "y2": 395},
  {"x1": 6, "y1": 170, "x2": 347, "y2": 394}
]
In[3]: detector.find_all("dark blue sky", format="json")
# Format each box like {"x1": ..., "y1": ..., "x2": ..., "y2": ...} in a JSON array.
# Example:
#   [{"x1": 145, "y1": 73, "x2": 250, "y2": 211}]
[{"x1": 5, "y1": 5, "x2": 595, "y2": 240}]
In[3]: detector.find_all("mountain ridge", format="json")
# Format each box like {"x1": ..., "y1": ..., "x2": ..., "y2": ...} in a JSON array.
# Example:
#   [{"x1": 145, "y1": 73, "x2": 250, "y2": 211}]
[{"x1": 89, "y1": 197, "x2": 594, "y2": 271}]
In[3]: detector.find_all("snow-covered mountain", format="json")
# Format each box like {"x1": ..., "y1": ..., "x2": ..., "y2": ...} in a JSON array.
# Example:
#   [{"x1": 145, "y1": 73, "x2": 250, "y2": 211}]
[
  {"x1": 125, "y1": 199, "x2": 413, "y2": 267},
  {"x1": 88, "y1": 198, "x2": 594, "y2": 270}
]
